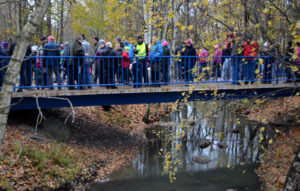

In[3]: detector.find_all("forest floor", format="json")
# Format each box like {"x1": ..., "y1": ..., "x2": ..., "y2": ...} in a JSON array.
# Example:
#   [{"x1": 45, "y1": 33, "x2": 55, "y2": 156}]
[
  {"x1": 0, "y1": 104, "x2": 168, "y2": 190},
  {"x1": 236, "y1": 96, "x2": 300, "y2": 191}
]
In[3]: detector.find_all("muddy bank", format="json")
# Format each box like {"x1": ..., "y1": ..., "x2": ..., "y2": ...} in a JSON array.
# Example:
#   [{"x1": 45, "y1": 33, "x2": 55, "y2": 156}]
[
  {"x1": 1, "y1": 104, "x2": 169, "y2": 190},
  {"x1": 235, "y1": 96, "x2": 300, "y2": 191}
]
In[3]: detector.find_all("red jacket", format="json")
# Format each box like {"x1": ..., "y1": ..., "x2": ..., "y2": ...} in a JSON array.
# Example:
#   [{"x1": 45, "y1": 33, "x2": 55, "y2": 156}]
[
  {"x1": 244, "y1": 41, "x2": 259, "y2": 60},
  {"x1": 122, "y1": 51, "x2": 130, "y2": 68}
]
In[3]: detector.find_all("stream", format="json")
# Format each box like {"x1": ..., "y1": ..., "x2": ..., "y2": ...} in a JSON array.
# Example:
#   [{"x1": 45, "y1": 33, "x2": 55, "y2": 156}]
[{"x1": 89, "y1": 101, "x2": 262, "y2": 191}]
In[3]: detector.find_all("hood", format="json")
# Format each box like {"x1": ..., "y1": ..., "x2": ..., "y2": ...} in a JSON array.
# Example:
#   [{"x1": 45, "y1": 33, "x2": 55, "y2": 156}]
[{"x1": 155, "y1": 40, "x2": 161, "y2": 45}]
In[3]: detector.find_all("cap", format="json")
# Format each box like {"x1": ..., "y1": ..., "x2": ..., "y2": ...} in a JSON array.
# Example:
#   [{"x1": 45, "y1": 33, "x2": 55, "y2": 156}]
[{"x1": 48, "y1": 36, "x2": 55, "y2": 41}]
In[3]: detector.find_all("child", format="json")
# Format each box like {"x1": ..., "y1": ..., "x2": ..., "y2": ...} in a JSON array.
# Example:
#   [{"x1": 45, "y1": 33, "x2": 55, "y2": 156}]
[{"x1": 122, "y1": 47, "x2": 131, "y2": 84}]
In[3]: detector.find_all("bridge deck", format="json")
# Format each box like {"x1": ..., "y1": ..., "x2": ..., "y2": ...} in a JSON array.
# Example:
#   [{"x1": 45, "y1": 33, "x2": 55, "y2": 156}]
[{"x1": 12, "y1": 82, "x2": 299, "y2": 98}]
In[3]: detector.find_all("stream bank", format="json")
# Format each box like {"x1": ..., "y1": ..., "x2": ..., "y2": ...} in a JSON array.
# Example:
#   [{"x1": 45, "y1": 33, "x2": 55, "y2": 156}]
[
  {"x1": 235, "y1": 96, "x2": 300, "y2": 191},
  {"x1": 0, "y1": 104, "x2": 169, "y2": 190}
]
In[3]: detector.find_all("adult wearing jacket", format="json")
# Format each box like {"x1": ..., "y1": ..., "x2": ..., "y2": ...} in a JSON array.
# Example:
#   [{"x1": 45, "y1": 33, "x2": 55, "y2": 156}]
[
  {"x1": 182, "y1": 39, "x2": 196, "y2": 83},
  {"x1": 68, "y1": 36, "x2": 85, "y2": 90},
  {"x1": 221, "y1": 39, "x2": 233, "y2": 81},
  {"x1": 262, "y1": 41, "x2": 276, "y2": 83},
  {"x1": 114, "y1": 43, "x2": 123, "y2": 83},
  {"x1": 213, "y1": 44, "x2": 222, "y2": 80},
  {"x1": 82, "y1": 34, "x2": 92, "y2": 88},
  {"x1": 162, "y1": 41, "x2": 171, "y2": 84},
  {"x1": 101, "y1": 42, "x2": 117, "y2": 89},
  {"x1": 150, "y1": 36, "x2": 163, "y2": 86},
  {"x1": 9, "y1": 37, "x2": 32, "y2": 92},
  {"x1": 37, "y1": 37, "x2": 48, "y2": 88},
  {"x1": 44, "y1": 36, "x2": 61, "y2": 89},
  {"x1": 95, "y1": 40, "x2": 106, "y2": 85},
  {"x1": 243, "y1": 35, "x2": 259, "y2": 84},
  {"x1": 175, "y1": 42, "x2": 186, "y2": 79},
  {"x1": 134, "y1": 36, "x2": 149, "y2": 87}
]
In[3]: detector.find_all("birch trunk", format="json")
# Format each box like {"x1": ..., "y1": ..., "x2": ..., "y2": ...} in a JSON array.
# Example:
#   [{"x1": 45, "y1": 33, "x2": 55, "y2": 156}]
[
  {"x1": 283, "y1": 146, "x2": 300, "y2": 191},
  {"x1": 172, "y1": 1, "x2": 181, "y2": 52},
  {"x1": 143, "y1": 0, "x2": 149, "y2": 45},
  {"x1": 0, "y1": 0, "x2": 50, "y2": 153}
]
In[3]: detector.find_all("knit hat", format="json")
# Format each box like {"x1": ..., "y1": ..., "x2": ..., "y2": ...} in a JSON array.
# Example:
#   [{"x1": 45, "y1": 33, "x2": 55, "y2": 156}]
[
  {"x1": 48, "y1": 36, "x2": 55, "y2": 41},
  {"x1": 162, "y1": 41, "x2": 168, "y2": 47},
  {"x1": 116, "y1": 37, "x2": 122, "y2": 42},
  {"x1": 94, "y1": 37, "x2": 99, "y2": 41},
  {"x1": 99, "y1": 40, "x2": 105, "y2": 45},
  {"x1": 137, "y1": 36, "x2": 143, "y2": 40},
  {"x1": 1, "y1": 41, "x2": 8, "y2": 49},
  {"x1": 187, "y1": 39, "x2": 192, "y2": 44}
]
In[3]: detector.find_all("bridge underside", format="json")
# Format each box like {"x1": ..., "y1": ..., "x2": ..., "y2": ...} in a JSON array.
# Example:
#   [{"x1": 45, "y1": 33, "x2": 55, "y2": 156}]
[{"x1": 10, "y1": 83, "x2": 299, "y2": 110}]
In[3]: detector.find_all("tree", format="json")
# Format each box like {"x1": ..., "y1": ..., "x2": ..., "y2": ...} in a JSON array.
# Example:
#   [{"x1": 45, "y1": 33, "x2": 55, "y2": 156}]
[{"x1": 0, "y1": 0, "x2": 50, "y2": 153}]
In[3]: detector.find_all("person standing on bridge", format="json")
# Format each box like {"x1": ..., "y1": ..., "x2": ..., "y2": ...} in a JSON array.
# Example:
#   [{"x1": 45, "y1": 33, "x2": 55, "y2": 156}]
[
  {"x1": 243, "y1": 35, "x2": 259, "y2": 84},
  {"x1": 175, "y1": 42, "x2": 186, "y2": 80},
  {"x1": 37, "y1": 37, "x2": 48, "y2": 88},
  {"x1": 82, "y1": 34, "x2": 92, "y2": 89},
  {"x1": 44, "y1": 36, "x2": 61, "y2": 90},
  {"x1": 114, "y1": 42, "x2": 123, "y2": 83},
  {"x1": 134, "y1": 36, "x2": 149, "y2": 87},
  {"x1": 68, "y1": 35, "x2": 85, "y2": 90},
  {"x1": 95, "y1": 40, "x2": 106, "y2": 85},
  {"x1": 182, "y1": 39, "x2": 196, "y2": 83},
  {"x1": 102, "y1": 42, "x2": 117, "y2": 89},
  {"x1": 150, "y1": 36, "x2": 163, "y2": 87},
  {"x1": 196, "y1": 46, "x2": 209, "y2": 80},
  {"x1": 162, "y1": 41, "x2": 171, "y2": 84}
]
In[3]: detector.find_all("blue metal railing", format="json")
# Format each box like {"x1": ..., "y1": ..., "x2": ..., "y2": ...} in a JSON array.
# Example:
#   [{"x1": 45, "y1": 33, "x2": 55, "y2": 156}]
[{"x1": 0, "y1": 55, "x2": 299, "y2": 91}]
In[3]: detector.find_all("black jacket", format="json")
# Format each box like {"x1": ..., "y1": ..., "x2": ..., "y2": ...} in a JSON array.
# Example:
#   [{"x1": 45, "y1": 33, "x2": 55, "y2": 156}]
[
  {"x1": 69, "y1": 40, "x2": 84, "y2": 66},
  {"x1": 9, "y1": 43, "x2": 32, "y2": 57},
  {"x1": 114, "y1": 49, "x2": 123, "y2": 66},
  {"x1": 102, "y1": 47, "x2": 116, "y2": 68},
  {"x1": 182, "y1": 44, "x2": 196, "y2": 65}
]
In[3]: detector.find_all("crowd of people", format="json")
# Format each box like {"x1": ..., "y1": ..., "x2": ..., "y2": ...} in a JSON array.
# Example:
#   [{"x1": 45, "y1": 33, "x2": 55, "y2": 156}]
[{"x1": 0, "y1": 33, "x2": 299, "y2": 91}]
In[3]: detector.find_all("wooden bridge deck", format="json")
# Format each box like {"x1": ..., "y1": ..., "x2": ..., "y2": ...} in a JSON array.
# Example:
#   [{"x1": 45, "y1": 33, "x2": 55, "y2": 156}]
[{"x1": 12, "y1": 82, "x2": 299, "y2": 98}]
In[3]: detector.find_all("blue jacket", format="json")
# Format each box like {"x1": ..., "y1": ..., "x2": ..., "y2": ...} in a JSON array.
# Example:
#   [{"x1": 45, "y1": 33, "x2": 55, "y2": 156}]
[
  {"x1": 150, "y1": 40, "x2": 163, "y2": 61},
  {"x1": 44, "y1": 41, "x2": 60, "y2": 66}
]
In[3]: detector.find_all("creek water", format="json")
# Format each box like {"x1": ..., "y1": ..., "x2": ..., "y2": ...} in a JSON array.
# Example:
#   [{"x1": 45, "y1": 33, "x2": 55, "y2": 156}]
[{"x1": 89, "y1": 101, "x2": 261, "y2": 191}]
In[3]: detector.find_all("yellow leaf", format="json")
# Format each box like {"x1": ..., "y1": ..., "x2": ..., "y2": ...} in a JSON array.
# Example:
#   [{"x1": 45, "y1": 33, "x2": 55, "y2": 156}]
[
  {"x1": 180, "y1": 25, "x2": 186, "y2": 31},
  {"x1": 188, "y1": 25, "x2": 193, "y2": 30},
  {"x1": 263, "y1": 8, "x2": 269, "y2": 14},
  {"x1": 268, "y1": 139, "x2": 273, "y2": 144},
  {"x1": 268, "y1": 21, "x2": 272, "y2": 26}
]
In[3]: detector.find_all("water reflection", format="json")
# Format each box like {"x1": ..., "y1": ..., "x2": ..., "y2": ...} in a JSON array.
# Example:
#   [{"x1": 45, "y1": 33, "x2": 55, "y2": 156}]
[
  {"x1": 130, "y1": 101, "x2": 260, "y2": 177},
  {"x1": 89, "y1": 101, "x2": 261, "y2": 190}
]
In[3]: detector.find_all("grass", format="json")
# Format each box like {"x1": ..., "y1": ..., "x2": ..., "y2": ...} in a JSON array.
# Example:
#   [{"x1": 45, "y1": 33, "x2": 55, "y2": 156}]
[{"x1": 0, "y1": 141, "x2": 87, "y2": 190}]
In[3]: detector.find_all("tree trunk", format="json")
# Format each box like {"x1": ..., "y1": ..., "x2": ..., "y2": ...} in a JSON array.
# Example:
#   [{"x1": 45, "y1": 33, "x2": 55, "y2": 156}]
[
  {"x1": 0, "y1": 0, "x2": 50, "y2": 154},
  {"x1": 46, "y1": 0, "x2": 52, "y2": 36},
  {"x1": 142, "y1": 104, "x2": 151, "y2": 123},
  {"x1": 172, "y1": 1, "x2": 181, "y2": 52},
  {"x1": 59, "y1": 0, "x2": 65, "y2": 44},
  {"x1": 283, "y1": 146, "x2": 300, "y2": 191}
]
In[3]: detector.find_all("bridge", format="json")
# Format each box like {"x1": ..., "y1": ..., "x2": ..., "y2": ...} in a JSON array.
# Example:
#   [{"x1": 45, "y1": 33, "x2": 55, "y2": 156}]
[
  {"x1": 10, "y1": 82, "x2": 299, "y2": 110},
  {"x1": 0, "y1": 56, "x2": 298, "y2": 110}
]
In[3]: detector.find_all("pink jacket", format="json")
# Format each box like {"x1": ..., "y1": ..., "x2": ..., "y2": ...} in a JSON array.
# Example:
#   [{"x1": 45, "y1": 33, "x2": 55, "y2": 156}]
[{"x1": 213, "y1": 44, "x2": 222, "y2": 64}]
